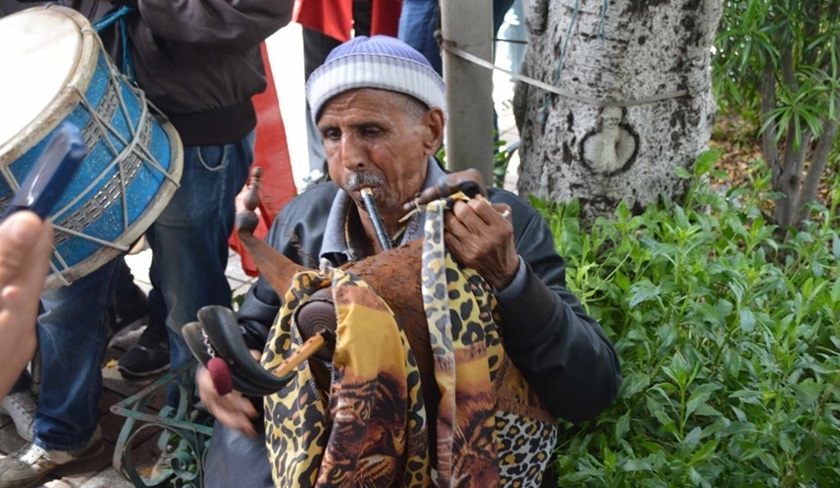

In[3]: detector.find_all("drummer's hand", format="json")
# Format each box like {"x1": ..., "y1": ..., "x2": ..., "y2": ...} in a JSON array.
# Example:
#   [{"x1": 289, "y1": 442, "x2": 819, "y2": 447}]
[
  {"x1": 444, "y1": 198, "x2": 519, "y2": 290},
  {"x1": 0, "y1": 211, "x2": 53, "y2": 398},
  {"x1": 196, "y1": 350, "x2": 261, "y2": 438}
]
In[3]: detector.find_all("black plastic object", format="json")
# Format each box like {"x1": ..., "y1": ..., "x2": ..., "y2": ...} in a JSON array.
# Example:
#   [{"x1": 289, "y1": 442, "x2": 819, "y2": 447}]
[
  {"x1": 182, "y1": 321, "x2": 269, "y2": 397},
  {"x1": 2, "y1": 122, "x2": 86, "y2": 222},
  {"x1": 361, "y1": 188, "x2": 392, "y2": 250},
  {"x1": 197, "y1": 305, "x2": 297, "y2": 395}
]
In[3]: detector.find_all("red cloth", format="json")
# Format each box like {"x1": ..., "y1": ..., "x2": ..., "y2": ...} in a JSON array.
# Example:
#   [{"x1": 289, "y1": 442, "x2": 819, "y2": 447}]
[
  {"x1": 229, "y1": 43, "x2": 297, "y2": 277},
  {"x1": 294, "y1": 0, "x2": 402, "y2": 42}
]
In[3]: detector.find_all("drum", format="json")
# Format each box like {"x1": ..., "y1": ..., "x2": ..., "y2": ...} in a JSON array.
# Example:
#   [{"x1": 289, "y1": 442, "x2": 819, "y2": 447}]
[{"x1": 0, "y1": 6, "x2": 183, "y2": 290}]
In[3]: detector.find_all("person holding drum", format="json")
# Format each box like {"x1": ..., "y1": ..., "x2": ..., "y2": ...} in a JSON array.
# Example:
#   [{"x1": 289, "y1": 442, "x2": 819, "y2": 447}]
[
  {"x1": 0, "y1": 1, "x2": 293, "y2": 486},
  {"x1": 0, "y1": 212, "x2": 53, "y2": 399},
  {"x1": 197, "y1": 35, "x2": 621, "y2": 487}
]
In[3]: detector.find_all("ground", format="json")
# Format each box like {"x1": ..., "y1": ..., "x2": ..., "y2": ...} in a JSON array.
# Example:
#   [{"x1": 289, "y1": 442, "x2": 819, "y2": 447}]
[{"x1": 709, "y1": 113, "x2": 837, "y2": 209}]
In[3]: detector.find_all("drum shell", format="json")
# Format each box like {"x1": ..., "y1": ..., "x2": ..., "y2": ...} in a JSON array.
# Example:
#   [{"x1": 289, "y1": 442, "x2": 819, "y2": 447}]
[{"x1": 0, "y1": 6, "x2": 183, "y2": 289}]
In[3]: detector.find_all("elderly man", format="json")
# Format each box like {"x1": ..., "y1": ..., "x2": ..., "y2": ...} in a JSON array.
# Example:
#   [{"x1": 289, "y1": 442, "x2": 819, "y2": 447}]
[{"x1": 199, "y1": 35, "x2": 620, "y2": 487}]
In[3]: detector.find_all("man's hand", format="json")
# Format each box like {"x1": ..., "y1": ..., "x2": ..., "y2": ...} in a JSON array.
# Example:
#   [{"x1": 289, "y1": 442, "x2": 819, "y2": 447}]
[
  {"x1": 444, "y1": 197, "x2": 519, "y2": 290},
  {"x1": 0, "y1": 211, "x2": 53, "y2": 398},
  {"x1": 196, "y1": 350, "x2": 262, "y2": 438}
]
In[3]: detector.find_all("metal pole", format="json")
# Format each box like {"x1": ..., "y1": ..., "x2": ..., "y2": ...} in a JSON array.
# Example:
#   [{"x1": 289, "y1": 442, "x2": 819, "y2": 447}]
[{"x1": 440, "y1": 0, "x2": 494, "y2": 184}]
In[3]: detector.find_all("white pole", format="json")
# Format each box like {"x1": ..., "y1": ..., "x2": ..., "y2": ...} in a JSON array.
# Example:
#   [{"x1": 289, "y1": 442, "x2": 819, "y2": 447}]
[{"x1": 440, "y1": 0, "x2": 494, "y2": 183}]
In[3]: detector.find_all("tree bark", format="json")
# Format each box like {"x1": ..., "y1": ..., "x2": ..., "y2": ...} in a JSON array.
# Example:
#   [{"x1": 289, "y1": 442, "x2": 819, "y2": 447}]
[{"x1": 514, "y1": 0, "x2": 722, "y2": 223}]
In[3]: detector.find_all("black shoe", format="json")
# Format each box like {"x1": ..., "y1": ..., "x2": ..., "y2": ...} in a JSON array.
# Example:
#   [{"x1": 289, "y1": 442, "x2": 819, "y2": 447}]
[{"x1": 117, "y1": 326, "x2": 170, "y2": 379}]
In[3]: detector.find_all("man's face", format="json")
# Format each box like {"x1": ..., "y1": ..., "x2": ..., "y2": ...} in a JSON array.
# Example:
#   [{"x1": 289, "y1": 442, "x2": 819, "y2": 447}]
[{"x1": 317, "y1": 89, "x2": 442, "y2": 215}]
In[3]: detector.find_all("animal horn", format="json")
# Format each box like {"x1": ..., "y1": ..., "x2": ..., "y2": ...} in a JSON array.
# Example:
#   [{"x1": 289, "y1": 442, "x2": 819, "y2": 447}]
[{"x1": 235, "y1": 166, "x2": 306, "y2": 295}]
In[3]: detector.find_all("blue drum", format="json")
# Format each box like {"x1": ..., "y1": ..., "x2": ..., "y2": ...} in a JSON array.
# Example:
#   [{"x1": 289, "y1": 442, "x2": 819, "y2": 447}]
[{"x1": 0, "y1": 6, "x2": 183, "y2": 289}]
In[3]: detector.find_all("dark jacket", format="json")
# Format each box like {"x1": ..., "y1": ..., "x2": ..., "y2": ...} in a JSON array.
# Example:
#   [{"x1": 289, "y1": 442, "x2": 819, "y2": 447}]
[
  {"x1": 1, "y1": 0, "x2": 293, "y2": 146},
  {"x1": 238, "y1": 181, "x2": 622, "y2": 424}
]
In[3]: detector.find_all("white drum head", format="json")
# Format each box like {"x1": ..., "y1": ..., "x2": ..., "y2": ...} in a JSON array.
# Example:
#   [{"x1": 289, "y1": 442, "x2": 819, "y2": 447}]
[
  {"x1": 0, "y1": 6, "x2": 100, "y2": 166},
  {"x1": 0, "y1": 7, "x2": 96, "y2": 165}
]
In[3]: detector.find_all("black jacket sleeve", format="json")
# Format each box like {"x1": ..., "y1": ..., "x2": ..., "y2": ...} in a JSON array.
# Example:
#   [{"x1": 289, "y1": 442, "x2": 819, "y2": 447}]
[
  {"x1": 488, "y1": 188, "x2": 621, "y2": 423},
  {"x1": 237, "y1": 184, "x2": 336, "y2": 350}
]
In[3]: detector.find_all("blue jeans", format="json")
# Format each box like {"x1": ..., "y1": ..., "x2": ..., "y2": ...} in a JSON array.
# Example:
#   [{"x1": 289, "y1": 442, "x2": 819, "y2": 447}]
[
  {"x1": 35, "y1": 257, "x2": 123, "y2": 450},
  {"x1": 398, "y1": 0, "x2": 442, "y2": 75},
  {"x1": 146, "y1": 133, "x2": 254, "y2": 375},
  {"x1": 398, "y1": 0, "x2": 516, "y2": 76}
]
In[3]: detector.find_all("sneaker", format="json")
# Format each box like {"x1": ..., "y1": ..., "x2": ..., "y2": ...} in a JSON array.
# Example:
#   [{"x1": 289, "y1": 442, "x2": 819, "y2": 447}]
[
  {"x1": 0, "y1": 426, "x2": 103, "y2": 488},
  {"x1": 117, "y1": 326, "x2": 170, "y2": 379},
  {"x1": 0, "y1": 392, "x2": 36, "y2": 443}
]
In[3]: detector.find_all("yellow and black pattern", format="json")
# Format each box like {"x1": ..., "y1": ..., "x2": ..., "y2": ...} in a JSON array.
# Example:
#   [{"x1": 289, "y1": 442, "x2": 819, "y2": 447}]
[
  {"x1": 262, "y1": 266, "x2": 430, "y2": 487},
  {"x1": 421, "y1": 198, "x2": 558, "y2": 487},
  {"x1": 261, "y1": 196, "x2": 557, "y2": 487}
]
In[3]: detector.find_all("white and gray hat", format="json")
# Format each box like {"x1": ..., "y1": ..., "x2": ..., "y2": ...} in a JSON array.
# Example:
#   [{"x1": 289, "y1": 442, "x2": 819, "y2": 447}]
[{"x1": 305, "y1": 35, "x2": 446, "y2": 123}]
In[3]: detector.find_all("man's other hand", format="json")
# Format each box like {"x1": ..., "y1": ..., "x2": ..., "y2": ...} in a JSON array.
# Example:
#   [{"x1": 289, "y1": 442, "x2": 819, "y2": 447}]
[
  {"x1": 444, "y1": 197, "x2": 519, "y2": 290},
  {"x1": 196, "y1": 350, "x2": 262, "y2": 438}
]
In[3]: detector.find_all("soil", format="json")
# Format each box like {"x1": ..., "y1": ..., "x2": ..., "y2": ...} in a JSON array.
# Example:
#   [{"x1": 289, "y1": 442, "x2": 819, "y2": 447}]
[{"x1": 708, "y1": 115, "x2": 836, "y2": 209}]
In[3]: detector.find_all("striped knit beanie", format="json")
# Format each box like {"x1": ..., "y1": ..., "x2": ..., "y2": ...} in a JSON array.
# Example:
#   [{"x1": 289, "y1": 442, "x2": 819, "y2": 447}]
[{"x1": 306, "y1": 35, "x2": 446, "y2": 122}]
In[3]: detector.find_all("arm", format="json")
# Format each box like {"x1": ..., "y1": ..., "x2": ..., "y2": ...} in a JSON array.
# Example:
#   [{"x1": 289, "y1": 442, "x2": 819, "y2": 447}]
[
  {"x1": 497, "y1": 200, "x2": 621, "y2": 423},
  {"x1": 198, "y1": 185, "x2": 335, "y2": 433},
  {"x1": 113, "y1": 0, "x2": 294, "y2": 49},
  {"x1": 445, "y1": 189, "x2": 621, "y2": 423},
  {"x1": 0, "y1": 212, "x2": 53, "y2": 398}
]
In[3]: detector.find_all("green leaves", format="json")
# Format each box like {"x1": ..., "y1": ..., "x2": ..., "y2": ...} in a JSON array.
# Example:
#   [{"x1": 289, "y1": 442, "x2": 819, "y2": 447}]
[{"x1": 545, "y1": 161, "x2": 840, "y2": 487}]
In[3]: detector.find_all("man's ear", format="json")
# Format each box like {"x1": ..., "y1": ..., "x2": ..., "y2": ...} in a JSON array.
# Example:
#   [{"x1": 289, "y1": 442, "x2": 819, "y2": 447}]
[{"x1": 421, "y1": 107, "x2": 445, "y2": 156}]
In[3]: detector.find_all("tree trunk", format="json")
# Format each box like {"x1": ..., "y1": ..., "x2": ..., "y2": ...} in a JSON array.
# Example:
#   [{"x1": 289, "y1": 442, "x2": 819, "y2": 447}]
[{"x1": 514, "y1": 0, "x2": 722, "y2": 223}]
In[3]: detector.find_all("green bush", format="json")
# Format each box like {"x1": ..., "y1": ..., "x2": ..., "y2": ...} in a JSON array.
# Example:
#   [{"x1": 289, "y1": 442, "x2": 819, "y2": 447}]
[{"x1": 534, "y1": 151, "x2": 840, "y2": 487}]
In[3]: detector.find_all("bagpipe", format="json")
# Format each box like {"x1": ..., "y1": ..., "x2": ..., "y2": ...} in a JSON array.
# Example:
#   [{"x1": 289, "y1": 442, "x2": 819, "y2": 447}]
[
  {"x1": 183, "y1": 167, "x2": 486, "y2": 404},
  {"x1": 183, "y1": 168, "x2": 559, "y2": 487}
]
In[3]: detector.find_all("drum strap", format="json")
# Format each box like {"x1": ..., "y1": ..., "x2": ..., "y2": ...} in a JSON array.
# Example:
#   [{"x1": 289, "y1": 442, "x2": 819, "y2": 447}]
[{"x1": 92, "y1": 6, "x2": 135, "y2": 82}]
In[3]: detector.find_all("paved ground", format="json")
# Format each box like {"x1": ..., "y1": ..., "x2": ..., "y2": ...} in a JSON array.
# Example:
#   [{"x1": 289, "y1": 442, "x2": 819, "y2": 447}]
[
  {"x1": 0, "y1": 248, "x2": 254, "y2": 488},
  {"x1": 0, "y1": 22, "x2": 521, "y2": 488}
]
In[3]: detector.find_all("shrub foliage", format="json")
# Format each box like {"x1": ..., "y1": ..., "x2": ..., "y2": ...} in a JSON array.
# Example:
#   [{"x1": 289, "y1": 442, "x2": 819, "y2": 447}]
[{"x1": 537, "y1": 152, "x2": 840, "y2": 487}]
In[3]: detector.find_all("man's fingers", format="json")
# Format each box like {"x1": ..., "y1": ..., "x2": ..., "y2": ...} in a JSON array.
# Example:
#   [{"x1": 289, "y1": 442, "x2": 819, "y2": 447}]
[
  {"x1": 488, "y1": 202, "x2": 512, "y2": 222},
  {"x1": 197, "y1": 366, "x2": 259, "y2": 437}
]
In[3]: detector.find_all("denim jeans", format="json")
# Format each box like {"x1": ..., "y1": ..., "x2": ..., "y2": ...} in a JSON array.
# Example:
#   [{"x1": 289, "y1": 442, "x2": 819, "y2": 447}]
[
  {"x1": 34, "y1": 257, "x2": 123, "y2": 450},
  {"x1": 398, "y1": 0, "x2": 442, "y2": 75},
  {"x1": 398, "y1": 0, "x2": 516, "y2": 76},
  {"x1": 146, "y1": 133, "x2": 254, "y2": 374}
]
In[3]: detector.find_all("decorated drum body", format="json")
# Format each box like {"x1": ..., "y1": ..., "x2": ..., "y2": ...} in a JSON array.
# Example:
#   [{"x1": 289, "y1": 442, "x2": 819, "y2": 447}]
[{"x1": 0, "y1": 6, "x2": 183, "y2": 289}]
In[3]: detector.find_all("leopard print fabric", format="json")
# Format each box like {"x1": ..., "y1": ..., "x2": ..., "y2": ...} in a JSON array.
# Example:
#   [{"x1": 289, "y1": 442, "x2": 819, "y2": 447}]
[
  {"x1": 261, "y1": 198, "x2": 557, "y2": 487},
  {"x1": 422, "y1": 199, "x2": 557, "y2": 487},
  {"x1": 262, "y1": 269, "x2": 429, "y2": 487}
]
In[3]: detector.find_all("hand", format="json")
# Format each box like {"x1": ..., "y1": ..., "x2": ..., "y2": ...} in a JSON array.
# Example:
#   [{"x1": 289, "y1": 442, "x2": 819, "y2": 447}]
[
  {"x1": 0, "y1": 211, "x2": 53, "y2": 398},
  {"x1": 443, "y1": 197, "x2": 519, "y2": 290},
  {"x1": 196, "y1": 349, "x2": 262, "y2": 438}
]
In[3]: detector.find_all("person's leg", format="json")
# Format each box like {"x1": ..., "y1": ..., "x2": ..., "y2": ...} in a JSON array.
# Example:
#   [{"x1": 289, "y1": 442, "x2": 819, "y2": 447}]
[
  {"x1": 147, "y1": 133, "x2": 254, "y2": 376},
  {"x1": 0, "y1": 373, "x2": 35, "y2": 442},
  {"x1": 492, "y1": 0, "x2": 516, "y2": 35},
  {"x1": 398, "y1": 0, "x2": 442, "y2": 75},
  {"x1": 110, "y1": 257, "x2": 149, "y2": 335},
  {"x1": 496, "y1": 0, "x2": 525, "y2": 75},
  {"x1": 0, "y1": 260, "x2": 120, "y2": 487},
  {"x1": 117, "y1": 284, "x2": 170, "y2": 378},
  {"x1": 204, "y1": 420, "x2": 273, "y2": 488},
  {"x1": 31, "y1": 258, "x2": 121, "y2": 451}
]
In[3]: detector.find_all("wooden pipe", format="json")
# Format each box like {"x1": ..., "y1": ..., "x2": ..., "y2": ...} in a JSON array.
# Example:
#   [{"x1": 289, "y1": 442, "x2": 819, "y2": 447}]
[{"x1": 235, "y1": 166, "x2": 306, "y2": 296}]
